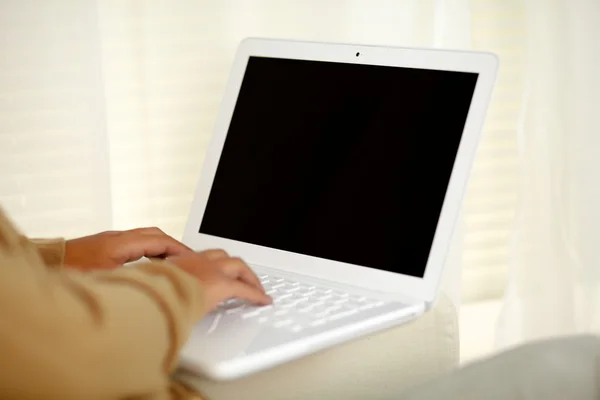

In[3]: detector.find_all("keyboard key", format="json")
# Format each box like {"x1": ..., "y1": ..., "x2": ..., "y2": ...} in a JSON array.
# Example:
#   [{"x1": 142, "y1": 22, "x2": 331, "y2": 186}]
[
  {"x1": 310, "y1": 303, "x2": 330, "y2": 313},
  {"x1": 281, "y1": 300, "x2": 301, "y2": 308},
  {"x1": 345, "y1": 299, "x2": 365, "y2": 308},
  {"x1": 273, "y1": 293, "x2": 293, "y2": 302},
  {"x1": 318, "y1": 294, "x2": 333, "y2": 301},
  {"x1": 257, "y1": 305, "x2": 274, "y2": 313},
  {"x1": 242, "y1": 310, "x2": 261, "y2": 319},
  {"x1": 327, "y1": 305, "x2": 343, "y2": 313},
  {"x1": 314, "y1": 309, "x2": 332, "y2": 318},
  {"x1": 298, "y1": 304, "x2": 317, "y2": 313},
  {"x1": 226, "y1": 306, "x2": 246, "y2": 315},
  {"x1": 273, "y1": 319, "x2": 293, "y2": 328},
  {"x1": 333, "y1": 298, "x2": 349, "y2": 305},
  {"x1": 329, "y1": 309, "x2": 358, "y2": 321}
]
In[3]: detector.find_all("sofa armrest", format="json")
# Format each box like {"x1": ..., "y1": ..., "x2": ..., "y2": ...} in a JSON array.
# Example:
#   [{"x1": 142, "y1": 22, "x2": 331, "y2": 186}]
[{"x1": 176, "y1": 293, "x2": 459, "y2": 400}]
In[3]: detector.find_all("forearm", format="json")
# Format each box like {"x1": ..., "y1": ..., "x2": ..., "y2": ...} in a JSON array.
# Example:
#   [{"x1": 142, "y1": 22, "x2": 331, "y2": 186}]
[
  {"x1": 1, "y1": 260, "x2": 205, "y2": 399},
  {"x1": 0, "y1": 210, "x2": 206, "y2": 399}
]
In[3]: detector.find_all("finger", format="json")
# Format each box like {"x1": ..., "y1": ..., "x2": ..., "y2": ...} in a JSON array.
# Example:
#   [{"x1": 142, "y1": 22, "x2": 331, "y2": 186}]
[
  {"x1": 199, "y1": 249, "x2": 230, "y2": 261},
  {"x1": 131, "y1": 227, "x2": 163, "y2": 235},
  {"x1": 123, "y1": 235, "x2": 193, "y2": 263},
  {"x1": 226, "y1": 279, "x2": 272, "y2": 306},
  {"x1": 219, "y1": 257, "x2": 265, "y2": 292},
  {"x1": 149, "y1": 236, "x2": 192, "y2": 258},
  {"x1": 132, "y1": 227, "x2": 194, "y2": 252}
]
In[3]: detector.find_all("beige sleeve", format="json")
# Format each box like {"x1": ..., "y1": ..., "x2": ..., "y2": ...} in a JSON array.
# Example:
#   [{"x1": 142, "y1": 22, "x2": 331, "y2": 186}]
[
  {"x1": 28, "y1": 237, "x2": 66, "y2": 268},
  {"x1": 0, "y1": 209, "x2": 206, "y2": 400}
]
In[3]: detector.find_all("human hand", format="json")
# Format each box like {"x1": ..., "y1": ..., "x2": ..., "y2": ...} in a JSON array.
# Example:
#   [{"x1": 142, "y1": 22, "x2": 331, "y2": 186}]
[
  {"x1": 64, "y1": 227, "x2": 193, "y2": 271},
  {"x1": 168, "y1": 249, "x2": 272, "y2": 312}
]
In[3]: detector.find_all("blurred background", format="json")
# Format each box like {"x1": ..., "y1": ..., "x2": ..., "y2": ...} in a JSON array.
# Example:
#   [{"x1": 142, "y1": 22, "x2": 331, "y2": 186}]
[{"x1": 1, "y1": 0, "x2": 599, "y2": 363}]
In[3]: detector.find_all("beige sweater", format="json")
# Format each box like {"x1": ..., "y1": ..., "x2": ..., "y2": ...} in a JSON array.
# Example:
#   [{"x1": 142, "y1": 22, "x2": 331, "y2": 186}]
[{"x1": 0, "y1": 207, "x2": 205, "y2": 399}]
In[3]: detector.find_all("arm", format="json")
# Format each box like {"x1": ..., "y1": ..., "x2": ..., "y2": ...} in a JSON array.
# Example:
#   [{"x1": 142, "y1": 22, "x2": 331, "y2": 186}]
[{"x1": 0, "y1": 211, "x2": 204, "y2": 399}]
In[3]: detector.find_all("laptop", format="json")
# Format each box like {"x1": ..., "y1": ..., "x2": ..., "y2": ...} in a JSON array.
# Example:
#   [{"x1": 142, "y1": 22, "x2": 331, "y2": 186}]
[{"x1": 179, "y1": 38, "x2": 498, "y2": 380}]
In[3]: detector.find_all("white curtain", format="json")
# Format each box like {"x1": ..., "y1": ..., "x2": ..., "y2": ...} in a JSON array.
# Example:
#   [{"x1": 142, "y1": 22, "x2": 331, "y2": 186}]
[
  {"x1": 0, "y1": 0, "x2": 112, "y2": 238},
  {"x1": 496, "y1": 0, "x2": 600, "y2": 348},
  {"x1": 2, "y1": 0, "x2": 599, "y2": 347}
]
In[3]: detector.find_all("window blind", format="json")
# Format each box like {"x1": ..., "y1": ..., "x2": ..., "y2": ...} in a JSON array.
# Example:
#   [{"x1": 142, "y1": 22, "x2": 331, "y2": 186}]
[{"x1": 461, "y1": 0, "x2": 525, "y2": 301}]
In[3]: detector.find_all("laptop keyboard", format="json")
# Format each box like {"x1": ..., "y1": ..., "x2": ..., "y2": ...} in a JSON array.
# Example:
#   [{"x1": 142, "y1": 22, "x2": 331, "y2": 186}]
[{"x1": 216, "y1": 273, "x2": 389, "y2": 333}]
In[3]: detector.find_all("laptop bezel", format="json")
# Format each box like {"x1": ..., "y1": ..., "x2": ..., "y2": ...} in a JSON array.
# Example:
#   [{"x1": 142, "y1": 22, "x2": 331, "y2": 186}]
[{"x1": 183, "y1": 38, "x2": 498, "y2": 305}]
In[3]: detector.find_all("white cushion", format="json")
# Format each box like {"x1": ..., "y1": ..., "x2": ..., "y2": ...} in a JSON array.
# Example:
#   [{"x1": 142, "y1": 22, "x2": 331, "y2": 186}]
[{"x1": 400, "y1": 335, "x2": 600, "y2": 400}]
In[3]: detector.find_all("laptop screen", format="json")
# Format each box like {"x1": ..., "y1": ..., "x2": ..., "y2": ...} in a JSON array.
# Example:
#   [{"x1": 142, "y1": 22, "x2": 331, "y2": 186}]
[{"x1": 199, "y1": 56, "x2": 478, "y2": 278}]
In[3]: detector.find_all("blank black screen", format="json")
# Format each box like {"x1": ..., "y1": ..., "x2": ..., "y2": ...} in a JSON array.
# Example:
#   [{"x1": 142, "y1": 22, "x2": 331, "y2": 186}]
[{"x1": 200, "y1": 56, "x2": 478, "y2": 278}]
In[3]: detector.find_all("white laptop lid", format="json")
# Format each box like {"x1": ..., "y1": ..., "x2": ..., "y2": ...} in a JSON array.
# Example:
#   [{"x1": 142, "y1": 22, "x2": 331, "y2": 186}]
[{"x1": 183, "y1": 38, "x2": 498, "y2": 305}]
